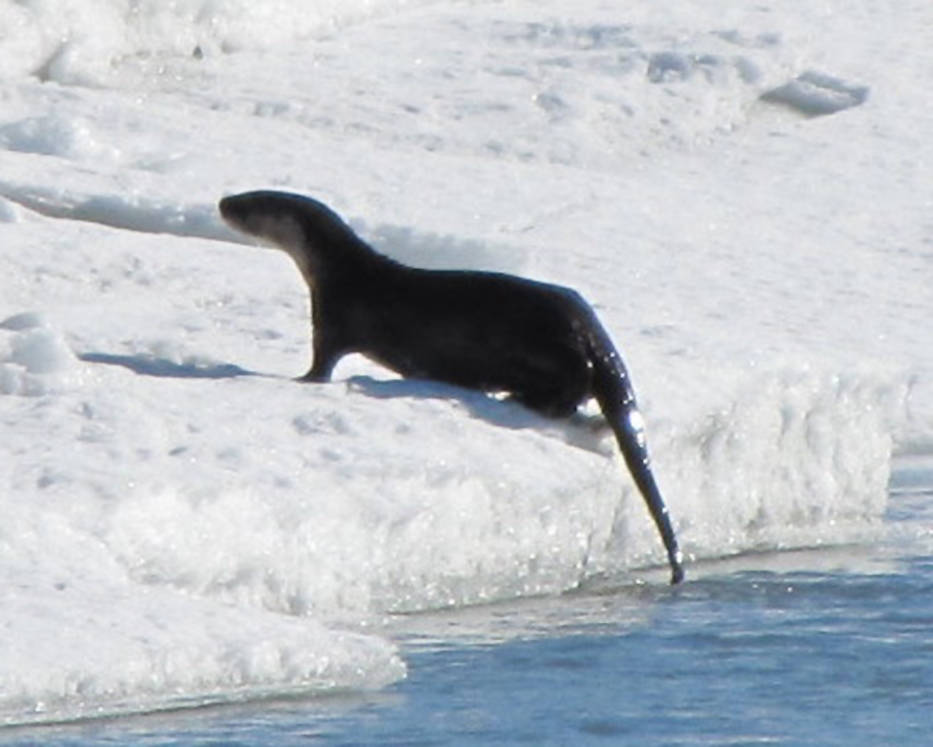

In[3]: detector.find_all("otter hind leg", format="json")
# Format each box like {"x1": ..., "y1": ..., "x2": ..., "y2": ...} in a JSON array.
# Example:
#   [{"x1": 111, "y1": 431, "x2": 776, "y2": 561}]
[{"x1": 508, "y1": 349, "x2": 591, "y2": 418}]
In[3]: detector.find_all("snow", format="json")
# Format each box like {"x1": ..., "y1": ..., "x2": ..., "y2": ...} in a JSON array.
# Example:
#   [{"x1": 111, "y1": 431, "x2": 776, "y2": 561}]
[{"x1": 0, "y1": 0, "x2": 931, "y2": 726}]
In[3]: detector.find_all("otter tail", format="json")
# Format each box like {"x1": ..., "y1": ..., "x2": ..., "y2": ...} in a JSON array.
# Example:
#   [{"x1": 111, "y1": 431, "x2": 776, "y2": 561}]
[{"x1": 582, "y1": 310, "x2": 684, "y2": 584}]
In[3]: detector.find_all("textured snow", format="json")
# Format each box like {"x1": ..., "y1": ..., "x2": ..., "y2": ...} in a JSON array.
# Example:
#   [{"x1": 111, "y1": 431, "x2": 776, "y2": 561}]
[{"x1": 0, "y1": 0, "x2": 930, "y2": 726}]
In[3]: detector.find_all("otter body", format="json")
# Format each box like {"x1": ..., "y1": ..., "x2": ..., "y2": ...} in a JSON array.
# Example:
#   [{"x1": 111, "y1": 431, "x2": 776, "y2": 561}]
[{"x1": 219, "y1": 190, "x2": 684, "y2": 583}]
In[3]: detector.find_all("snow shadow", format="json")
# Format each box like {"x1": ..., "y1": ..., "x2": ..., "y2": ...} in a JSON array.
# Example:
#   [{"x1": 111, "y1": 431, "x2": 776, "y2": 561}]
[
  {"x1": 79, "y1": 352, "x2": 258, "y2": 379},
  {"x1": 760, "y1": 70, "x2": 869, "y2": 117},
  {"x1": 346, "y1": 375, "x2": 544, "y2": 429},
  {"x1": 354, "y1": 222, "x2": 527, "y2": 274},
  {"x1": 346, "y1": 374, "x2": 608, "y2": 449}
]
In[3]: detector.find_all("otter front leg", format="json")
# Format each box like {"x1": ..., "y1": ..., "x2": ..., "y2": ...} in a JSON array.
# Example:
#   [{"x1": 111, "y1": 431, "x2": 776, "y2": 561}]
[{"x1": 298, "y1": 328, "x2": 344, "y2": 382}]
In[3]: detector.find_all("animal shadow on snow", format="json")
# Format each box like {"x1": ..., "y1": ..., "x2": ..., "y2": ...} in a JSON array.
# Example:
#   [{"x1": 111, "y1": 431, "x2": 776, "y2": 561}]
[
  {"x1": 76, "y1": 354, "x2": 608, "y2": 453},
  {"x1": 79, "y1": 352, "x2": 258, "y2": 379},
  {"x1": 346, "y1": 374, "x2": 609, "y2": 453}
]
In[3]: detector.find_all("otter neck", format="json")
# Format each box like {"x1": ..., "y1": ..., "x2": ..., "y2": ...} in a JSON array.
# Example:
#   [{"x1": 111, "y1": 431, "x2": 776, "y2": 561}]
[{"x1": 287, "y1": 232, "x2": 397, "y2": 294}]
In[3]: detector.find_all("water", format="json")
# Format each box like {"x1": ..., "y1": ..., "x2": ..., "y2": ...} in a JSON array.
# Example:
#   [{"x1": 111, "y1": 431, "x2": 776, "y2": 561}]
[{"x1": 4, "y1": 477, "x2": 929, "y2": 746}]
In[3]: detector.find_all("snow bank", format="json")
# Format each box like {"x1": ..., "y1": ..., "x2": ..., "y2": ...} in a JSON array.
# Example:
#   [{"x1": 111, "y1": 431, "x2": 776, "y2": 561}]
[
  {"x1": 0, "y1": 294, "x2": 906, "y2": 723},
  {"x1": 0, "y1": 309, "x2": 906, "y2": 617},
  {"x1": 1, "y1": 565, "x2": 403, "y2": 726},
  {"x1": 658, "y1": 368, "x2": 903, "y2": 562}
]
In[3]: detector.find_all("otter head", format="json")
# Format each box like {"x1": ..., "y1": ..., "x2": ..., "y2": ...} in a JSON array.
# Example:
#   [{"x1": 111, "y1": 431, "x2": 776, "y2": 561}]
[
  {"x1": 219, "y1": 190, "x2": 370, "y2": 279},
  {"x1": 219, "y1": 191, "x2": 316, "y2": 252}
]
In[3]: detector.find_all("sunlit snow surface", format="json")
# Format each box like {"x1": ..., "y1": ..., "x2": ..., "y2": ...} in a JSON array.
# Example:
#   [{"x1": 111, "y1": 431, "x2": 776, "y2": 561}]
[{"x1": 0, "y1": 0, "x2": 930, "y2": 726}]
